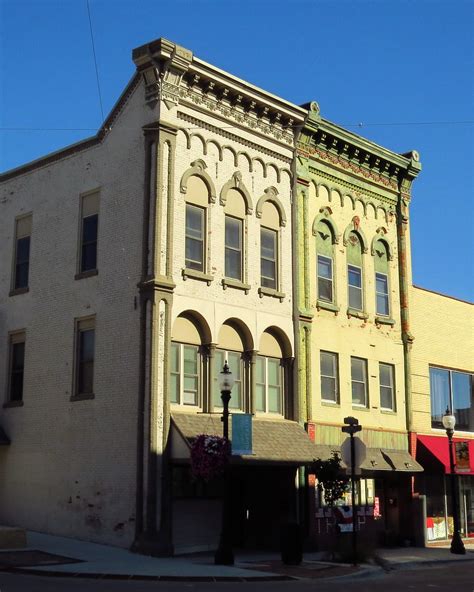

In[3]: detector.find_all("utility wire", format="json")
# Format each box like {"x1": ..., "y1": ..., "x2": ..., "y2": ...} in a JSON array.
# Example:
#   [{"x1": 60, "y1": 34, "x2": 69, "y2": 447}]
[
  {"x1": 1, "y1": 120, "x2": 473, "y2": 133},
  {"x1": 86, "y1": 0, "x2": 104, "y2": 124}
]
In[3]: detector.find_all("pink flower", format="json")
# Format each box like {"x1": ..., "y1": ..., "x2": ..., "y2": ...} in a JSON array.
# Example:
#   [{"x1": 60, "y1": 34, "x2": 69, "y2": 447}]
[{"x1": 190, "y1": 434, "x2": 230, "y2": 481}]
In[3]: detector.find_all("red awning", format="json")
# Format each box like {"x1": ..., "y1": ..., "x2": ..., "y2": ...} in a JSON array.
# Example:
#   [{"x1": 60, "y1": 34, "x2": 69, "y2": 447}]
[{"x1": 417, "y1": 435, "x2": 474, "y2": 475}]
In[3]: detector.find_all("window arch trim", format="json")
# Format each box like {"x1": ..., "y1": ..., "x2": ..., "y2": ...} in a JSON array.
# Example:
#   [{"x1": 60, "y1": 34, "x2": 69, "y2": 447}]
[
  {"x1": 180, "y1": 159, "x2": 216, "y2": 204},
  {"x1": 312, "y1": 207, "x2": 339, "y2": 243},
  {"x1": 256, "y1": 187, "x2": 287, "y2": 227},
  {"x1": 343, "y1": 220, "x2": 368, "y2": 253},
  {"x1": 220, "y1": 172, "x2": 253, "y2": 214}
]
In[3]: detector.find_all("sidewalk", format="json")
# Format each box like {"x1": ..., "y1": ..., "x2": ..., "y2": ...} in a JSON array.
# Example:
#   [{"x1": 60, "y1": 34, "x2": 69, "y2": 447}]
[{"x1": 0, "y1": 531, "x2": 473, "y2": 581}]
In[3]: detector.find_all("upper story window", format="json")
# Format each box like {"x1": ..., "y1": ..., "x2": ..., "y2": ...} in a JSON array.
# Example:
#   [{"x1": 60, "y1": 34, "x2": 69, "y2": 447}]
[
  {"x1": 320, "y1": 351, "x2": 339, "y2": 404},
  {"x1": 346, "y1": 231, "x2": 364, "y2": 311},
  {"x1": 185, "y1": 204, "x2": 205, "y2": 271},
  {"x1": 259, "y1": 200, "x2": 282, "y2": 291},
  {"x1": 214, "y1": 349, "x2": 243, "y2": 410},
  {"x1": 430, "y1": 367, "x2": 473, "y2": 432},
  {"x1": 73, "y1": 316, "x2": 95, "y2": 399},
  {"x1": 351, "y1": 356, "x2": 368, "y2": 407},
  {"x1": 12, "y1": 214, "x2": 32, "y2": 292},
  {"x1": 79, "y1": 191, "x2": 99, "y2": 274},
  {"x1": 184, "y1": 175, "x2": 210, "y2": 275},
  {"x1": 374, "y1": 239, "x2": 390, "y2": 316},
  {"x1": 315, "y1": 220, "x2": 336, "y2": 304},
  {"x1": 256, "y1": 331, "x2": 285, "y2": 415},
  {"x1": 225, "y1": 216, "x2": 243, "y2": 281},
  {"x1": 379, "y1": 362, "x2": 395, "y2": 411},
  {"x1": 6, "y1": 331, "x2": 26, "y2": 405},
  {"x1": 170, "y1": 343, "x2": 200, "y2": 406}
]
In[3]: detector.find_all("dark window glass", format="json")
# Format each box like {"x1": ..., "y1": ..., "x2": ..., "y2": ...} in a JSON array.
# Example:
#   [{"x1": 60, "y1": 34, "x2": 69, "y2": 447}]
[
  {"x1": 320, "y1": 351, "x2": 338, "y2": 402},
  {"x1": 9, "y1": 341, "x2": 25, "y2": 401},
  {"x1": 15, "y1": 236, "x2": 30, "y2": 289},
  {"x1": 81, "y1": 214, "x2": 98, "y2": 272},
  {"x1": 261, "y1": 228, "x2": 277, "y2": 289},
  {"x1": 380, "y1": 363, "x2": 395, "y2": 410},
  {"x1": 318, "y1": 255, "x2": 333, "y2": 302},
  {"x1": 185, "y1": 205, "x2": 204, "y2": 271},
  {"x1": 78, "y1": 329, "x2": 95, "y2": 394},
  {"x1": 452, "y1": 371, "x2": 473, "y2": 432},
  {"x1": 351, "y1": 357, "x2": 368, "y2": 406},
  {"x1": 430, "y1": 367, "x2": 450, "y2": 428},
  {"x1": 376, "y1": 273, "x2": 389, "y2": 316},
  {"x1": 348, "y1": 265, "x2": 363, "y2": 310},
  {"x1": 225, "y1": 216, "x2": 242, "y2": 280}
]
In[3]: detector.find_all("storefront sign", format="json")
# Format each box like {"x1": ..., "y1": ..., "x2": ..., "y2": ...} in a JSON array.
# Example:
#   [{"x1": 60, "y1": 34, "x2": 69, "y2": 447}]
[
  {"x1": 455, "y1": 441, "x2": 470, "y2": 472},
  {"x1": 231, "y1": 414, "x2": 253, "y2": 455}
]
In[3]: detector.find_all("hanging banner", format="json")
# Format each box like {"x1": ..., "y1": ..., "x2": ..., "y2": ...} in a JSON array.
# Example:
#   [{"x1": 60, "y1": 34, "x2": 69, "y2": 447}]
[
  {"x1": 455, "y1": 441, "x2": 470, "y2": 472},
  {"x1": 232, "y1": 414, "x2": 253, "y2": 455}
]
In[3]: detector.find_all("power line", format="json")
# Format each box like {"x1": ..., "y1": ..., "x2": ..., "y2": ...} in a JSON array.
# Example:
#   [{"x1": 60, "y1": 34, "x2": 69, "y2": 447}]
[{"x1": 86, "y1": 0, "x2": 104, "y2": 124}]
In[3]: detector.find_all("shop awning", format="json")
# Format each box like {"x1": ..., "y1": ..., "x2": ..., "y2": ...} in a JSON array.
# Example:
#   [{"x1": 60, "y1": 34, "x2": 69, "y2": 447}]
[
  {"x1": 357, "y1": 448, "x2": 423, "y2": 473},
  {"x1": 171, "y1": 413, "x2": 335, "y2": 465},
  {"x1": 417, "y1": 435, "x2": 474, "y2": 475}
]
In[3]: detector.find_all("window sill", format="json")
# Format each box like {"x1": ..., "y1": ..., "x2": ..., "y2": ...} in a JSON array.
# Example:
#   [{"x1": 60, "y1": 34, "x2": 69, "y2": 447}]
[
  {"x1": 321, "y1": 400, "x2": 340, "y2": 407},
  {"x1": 3, "y1": 400, "x2": 24, "y2": 408},
  {"x1": 75, "y1": 269, "x2": 98, "y2": 280},
  {"x1": 9, "y1": 287, "x2": 29, "y2": 297},
  {"x1": 375, "y1": 316, "x2": 396, "y2": 326},
  {"x1": 316, "y1": 300, "x2": 340, "y2": 313},
  {"x1": 258, "y1": 287, "x2": 285, "y2": 302},
  {"x1": 182, "y1": 268, "x2": 214, "y2": 285},
  {"x1": 222, "y1": 278, "x2": 251, "y2": 293},
  {"x1": 70, "y1": 393, "x2": 95, "y2": 402},
  {"x1": 352, "y1": 404, "x2": 370, "y2": 411},
  {"x1": 347, "y1": 308, "x2": 369, "y2": 320},
  {"x1": 381, "y1": 408, "x2": 397, "y2": 415}
]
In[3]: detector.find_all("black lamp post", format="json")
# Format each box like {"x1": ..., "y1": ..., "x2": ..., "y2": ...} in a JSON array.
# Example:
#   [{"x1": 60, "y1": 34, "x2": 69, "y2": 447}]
[
  {"x1": 214, "y1": 362, "x2": 235, "y2": 565},
  {"x1": 342, "y1": 416, "x2": 362, "y2": 566},
  {"x1": 442, "y1": 408, "x2": 466, "y2": 555}
]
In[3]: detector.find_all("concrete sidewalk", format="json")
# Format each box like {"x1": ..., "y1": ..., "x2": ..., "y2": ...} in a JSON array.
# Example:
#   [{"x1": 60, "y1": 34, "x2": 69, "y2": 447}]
[{"x1": 1, "y1": 531, "x2": 473, "y2": 581}]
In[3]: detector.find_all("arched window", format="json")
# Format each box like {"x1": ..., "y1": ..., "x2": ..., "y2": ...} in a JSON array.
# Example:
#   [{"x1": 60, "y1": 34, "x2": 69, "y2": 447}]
[
  {"x1": 184, "y1": 176, "x2": 210, "y2": 272},
  {"x1": 315, "y1": 220, "x2": 336, "y2": 304},
  {"x1": 224, "y1": 188, "x2": 246, "y2": 282},
  {"x1": 256, "y1": 332, "x2": 283, "y2": 415},
  {"x1": 346, "y1": 231, "x2": 364, "y2": 311},
  {"x1": 260, "y1": 201, "x2": 281, "y2": 290},
  {"x1": 170, "y1": 316, "x2": 202, "y2": 407},
  {"x1": 374, "y1": 239, "x2": 390, "y2": 317},
  {"x1": 214, "y1": 324, "x2": 244, "y2": 411}
]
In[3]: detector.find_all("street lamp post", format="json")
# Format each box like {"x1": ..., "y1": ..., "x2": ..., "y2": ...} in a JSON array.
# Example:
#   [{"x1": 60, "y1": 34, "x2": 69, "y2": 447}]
[
  {"x1": 214, "y1": 362, "x2": 235, "y2": 565},
  {"x1": 442, "y1": 408, "x2": 466, "y2": 555},
  {"x1": 342, "y1": 416, "x2": 362, "y2": 566}
]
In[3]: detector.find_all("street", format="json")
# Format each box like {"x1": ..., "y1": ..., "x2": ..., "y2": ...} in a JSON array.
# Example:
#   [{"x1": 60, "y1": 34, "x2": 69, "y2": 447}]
[{"x1": 0, "y1": 564, "x2": 473, "y2": 592}]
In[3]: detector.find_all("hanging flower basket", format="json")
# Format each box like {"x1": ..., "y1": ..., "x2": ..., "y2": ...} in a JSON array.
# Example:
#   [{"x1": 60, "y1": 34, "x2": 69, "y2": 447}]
[{"x1": 190, "y1": 434, "x2": 230, "y2": 481}]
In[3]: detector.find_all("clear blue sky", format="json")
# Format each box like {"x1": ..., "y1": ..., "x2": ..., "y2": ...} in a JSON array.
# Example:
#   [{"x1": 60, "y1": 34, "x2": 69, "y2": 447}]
[{"x1": 1, "y1": 0, "x2": 473, "y2": 301}]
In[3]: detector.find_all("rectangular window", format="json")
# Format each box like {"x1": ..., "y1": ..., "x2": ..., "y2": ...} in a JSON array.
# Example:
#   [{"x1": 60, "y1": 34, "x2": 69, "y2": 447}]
[
  {"x1": 185, "y1": 204, "x2": 205, "y2": 271},
  {"x1": 214, "y1": 350, "x2": 242, "y2": 410},
  {"x1": 320, "y1": 351, "x2": 339, "y2": 403},
  {"x1": 170, "y1": 342, "x2": 200, "y2": 406},
  {"x1": 379, "y1": 362, "x2": 395, "y2": 411},
  {"x1": 13, "y1": 215, "x2": 32, "y2": 290},
  {"x1": 351, "y1": 357, "x2": 368, "y2": 407},
  {"x1": 430, "y1": 367, "x2": 474, "y2": 432},
  {"x1": 376, "y1": 273, "x2": 390, "y2": 316},
  {"x1": 317, "y1": 255, "x2": 333, "y2": 302},
  {"x1": 79, "y1": 192, "x2": 99, "y2": 273},
  {"x1": 261, "y1": 228, "x2": 277, "y2": 289},
  {"x1": 7, "y1": 332, "x2": 26, "y2": 403},
  {"x1": 256, "y1": 356, "x2": 282, "y2": 414},
  {"x1": 348, "y1": 265, "x2": 363, "y2": 310},
  {"x1": 74, "y1": 318, "x2": 95, "y2": 397},
  {"x1": 225, "y1": 216, "x2": 242, "y2": 280}
]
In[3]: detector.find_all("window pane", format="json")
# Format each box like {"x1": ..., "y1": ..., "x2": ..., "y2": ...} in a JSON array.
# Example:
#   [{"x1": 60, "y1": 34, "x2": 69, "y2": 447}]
[
  {"x1": 256, "y1": 357, "x2": 265, "y2": 383},
  {"x1": 225, "y1": 217, "x2": 241, "y2": 249},
  {"x1": 377, "y1": 294, "x2": 389, "y2": 316},
  {"x1": 213, "y1": 351, "x2": 225, "y2": 407},
  {"x1": 452, "y1": 372, "x2": 473, "y2": 432},
  {"x1": 12, "y1": 342, "x2": 25, "y2": 370},
  {"x1": 256, "y1": 384, "x2": 265, "y2": 412},
  {"x1": 82, "y1": 214, "x2": 98, "y2": 243},
  {"x1": 348, "y1": 285, "x2": 362, "y2": 310},
  {"x1": 351, "y1": 358, "x2": 365, "y2": 382},
  {"x1": 225, "y1": 249, "x2": 241, "y2": 279},
  {"x1": 351, "y1": 358, "x2": 367, "y2": 406},
  {"x1": 16, "y1": 236, "x2": 30, "y2": 262},
  {"x1": 381, "y1": 386, "x2": 393, "y2": 410},
  {"x1": 321, "y1": 376, "x2": 336, "y2": 402},
  {"x1": 15, "y1": 236, "x2": 30, "y2": 289},
  {"x1": 320, "y1": 352, "x2": 335, "y2": 378},
  {"x1": 227, "y1": 352, "x2": 241, "y2": 380},
  {"x1": 79, "y1": 360, "x2": 94, "y2": 394},
  {"x1": 186, "y1": 205, "x2": 203, "y2": 237},
  {"x1": 376, "y1": 273, "x2": 388, "y2": 295},
  {"x1": 352, "y1": 382, "x2": 366, "y2": 406},
  {"x1": 170, "y1": 374, "x2": 179, "y2": 403},
  {"x1": 185, "y1": 238, "x2": 203, "y2": 270},
  {"x1": 170, "y1": 343, "x2": 179, "y2": 373},
  {"x1": 80, "y1": 330, "x2": 95, "y2": 362},
  {"x1": 268, "y1": 359, "x2": 280, "y2": 386},
  {"x1": 348, "y1": 266, "x2": 361, "y2": 288},
  {"x1": 261, "y1": 229, "x2": 276, "y2": 259},
  {"x1": 380, "y1": 363, "x2": 392, "y2": 387},
  {"x1": 186, "y1": 206, "x2": 204, "y2": 271},
  {"x1": 268, "y1": 385, "x2": 281, "y2": 413},
  {"x1": 229, "y1": 381, "x2": 241, "y2": 409},
  {"x1": 10, "y1": 341, "x2": 25, "y2": 402},
  {"x1": 82, "y1": 242, "x2": 97, "y2": 271},
  {"x1": 183, "y1": 346, "x2": 198, "y2": 374},
  {"x1": 318, "y1": 256, "x2": 332, "y2": 279},
  {"x1": 430, "y1": 368, "x2": 450, "y2": 428},
  {"x1": 318, "y1": 277, "x2": 333, "y2": 302}
]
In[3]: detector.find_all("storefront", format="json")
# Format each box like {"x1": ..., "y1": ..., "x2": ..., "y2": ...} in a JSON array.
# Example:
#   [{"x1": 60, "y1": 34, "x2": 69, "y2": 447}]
[{"x1": 416, "y1": 436, "x2": 474, "y2": 541}]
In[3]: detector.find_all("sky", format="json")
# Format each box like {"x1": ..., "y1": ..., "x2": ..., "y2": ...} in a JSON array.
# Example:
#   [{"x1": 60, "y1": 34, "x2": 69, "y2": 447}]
[{"x1": 1, "y1": 0, "x2": 473, "y2": 302}]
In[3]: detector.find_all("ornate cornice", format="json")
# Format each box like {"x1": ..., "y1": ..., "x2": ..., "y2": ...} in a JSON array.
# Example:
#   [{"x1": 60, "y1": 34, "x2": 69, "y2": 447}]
[{"x1": 132, "y1": 38, "x2": 306, "y2": 147}]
